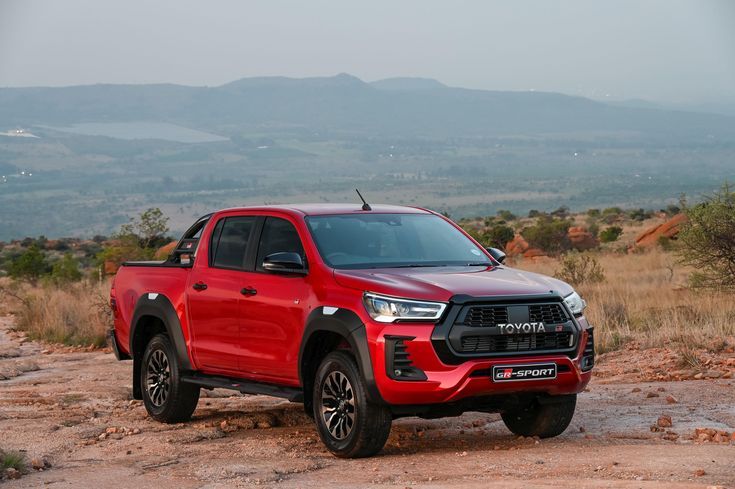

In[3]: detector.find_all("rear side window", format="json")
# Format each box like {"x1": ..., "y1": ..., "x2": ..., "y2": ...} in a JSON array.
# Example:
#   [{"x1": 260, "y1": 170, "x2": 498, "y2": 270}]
[
  {"x1": 210, "y1": 216, "x2": 257, "y2": 270},
  {"x1": 256, "y1": 217, "x2": 304, "y2": 270}
]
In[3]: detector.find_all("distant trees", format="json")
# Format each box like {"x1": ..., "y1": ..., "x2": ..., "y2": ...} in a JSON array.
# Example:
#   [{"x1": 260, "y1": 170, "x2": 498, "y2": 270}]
[{"x1": 677, "y1": 184, "x2": 735, "y2": 289}]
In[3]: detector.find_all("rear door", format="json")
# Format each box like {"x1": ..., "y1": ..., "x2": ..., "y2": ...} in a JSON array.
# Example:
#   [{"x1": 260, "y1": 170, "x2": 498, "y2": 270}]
[
  {"x1": 187, "y1": 215, "x2": 257, "y2": 374},
  {"x1": 237, "y1": 216, "x2": 311, "y2": 382}
]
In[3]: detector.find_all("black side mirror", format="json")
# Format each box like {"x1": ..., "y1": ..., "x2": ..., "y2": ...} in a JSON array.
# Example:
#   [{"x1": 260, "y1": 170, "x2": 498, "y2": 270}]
[
  {"x1": 262, "y1": 252, "x2": 307, "y2": 274},
  {"x1": 486, "y1": 247, "x2": 506, "y2": 264}
]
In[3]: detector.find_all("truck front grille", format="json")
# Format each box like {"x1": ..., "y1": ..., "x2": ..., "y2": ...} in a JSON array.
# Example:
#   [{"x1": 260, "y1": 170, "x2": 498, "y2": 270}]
[{"x1": 459, "y1": 331, "x2": 573, "y2": 354}]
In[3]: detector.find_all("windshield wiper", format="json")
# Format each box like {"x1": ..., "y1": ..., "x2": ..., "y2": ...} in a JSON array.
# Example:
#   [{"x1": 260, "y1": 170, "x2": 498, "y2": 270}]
[
  {"x1": 389, "y1": 264, "x2": 444, "y2": 268},
  {"x1": 465, "y1": 262, "x2": 492, "y2": 266}
]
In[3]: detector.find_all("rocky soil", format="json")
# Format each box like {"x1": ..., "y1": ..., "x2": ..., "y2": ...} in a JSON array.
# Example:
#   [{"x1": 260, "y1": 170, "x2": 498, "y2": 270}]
[{"x1": 0, "y1": 316, "x2": 733, "y2": 488}]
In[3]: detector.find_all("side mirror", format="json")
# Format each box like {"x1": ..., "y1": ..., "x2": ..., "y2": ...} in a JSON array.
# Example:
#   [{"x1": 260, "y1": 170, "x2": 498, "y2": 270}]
[
  {"x1": 262, "y1": 252, "x2": 307, "y2": 274},
  {"x1": 486, "y1": 247, "x2": 506, "y2": 264}
]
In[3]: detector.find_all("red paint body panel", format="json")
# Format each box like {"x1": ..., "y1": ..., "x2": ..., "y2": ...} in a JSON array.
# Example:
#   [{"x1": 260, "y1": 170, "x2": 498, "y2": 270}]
[{"x1": 112, "y1": 203, "x2": 592, "y2": 407}]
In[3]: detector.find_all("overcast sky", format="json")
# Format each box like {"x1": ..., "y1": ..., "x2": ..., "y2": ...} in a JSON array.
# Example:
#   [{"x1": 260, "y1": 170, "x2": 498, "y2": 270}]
[{"x1": 1, "y1": 0, "x2": 733, "y2": 104}]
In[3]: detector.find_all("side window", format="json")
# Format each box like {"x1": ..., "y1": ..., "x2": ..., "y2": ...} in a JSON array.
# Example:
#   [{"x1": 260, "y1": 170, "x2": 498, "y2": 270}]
[
  {"x1": 256, "y1": 217, "x2": 305, "y2": 270},
  {"x1": 211, "y1": 216, "x2": 257, "y2": 270}
]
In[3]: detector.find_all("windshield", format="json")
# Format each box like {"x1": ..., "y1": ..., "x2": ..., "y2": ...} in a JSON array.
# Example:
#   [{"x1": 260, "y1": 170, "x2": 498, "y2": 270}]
[{"x1": 305, "y1": 213, "x2": 492, "y2": 269}]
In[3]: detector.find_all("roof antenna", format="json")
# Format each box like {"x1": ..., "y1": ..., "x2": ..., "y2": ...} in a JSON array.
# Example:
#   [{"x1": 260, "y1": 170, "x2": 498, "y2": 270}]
[{"x1": 355, "y1": 188, "x2": 372, "y2": 211}]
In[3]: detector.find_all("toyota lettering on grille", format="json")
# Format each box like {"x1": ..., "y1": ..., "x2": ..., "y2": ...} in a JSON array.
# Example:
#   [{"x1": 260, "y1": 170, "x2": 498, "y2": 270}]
[{"x1": 497, "y1": 322, "x2": 546, "y2": 334}]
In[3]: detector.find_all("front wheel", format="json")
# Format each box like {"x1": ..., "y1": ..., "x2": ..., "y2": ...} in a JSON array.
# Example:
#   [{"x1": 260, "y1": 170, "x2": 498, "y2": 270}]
[
  {"x1": 501, "y1": 394, "x2": 576, "y2": 438},
  {"x1": 140, "y1": 334, "x2": 200, "y2": 423},
  {"x1": 313, "y1": 350, "x2": 392, "y2": 458}
]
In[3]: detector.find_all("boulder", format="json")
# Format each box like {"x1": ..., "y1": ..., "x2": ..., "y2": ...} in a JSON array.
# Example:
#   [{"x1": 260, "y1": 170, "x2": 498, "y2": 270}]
[
  {"x1": 568, "y1": 226, "x2": 598, "y2": 250},
  {"x1": 505, "y1": 235, "x2": 546, "y2": 259},
  {"x1": 154, "y1": 240, "x2": 178, "y2": 260},
  {"x1": 635, "y1": 213, "x2": 687, "y2": 248}
]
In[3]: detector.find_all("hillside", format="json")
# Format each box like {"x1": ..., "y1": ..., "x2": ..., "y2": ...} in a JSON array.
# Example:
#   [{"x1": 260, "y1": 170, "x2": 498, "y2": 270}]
[
  {"x1": 1, "y1": 74, "x2": 734, "y2": 240},
  {"x1": 2, "y1": 74, "x2": 734, "y2": 139}
]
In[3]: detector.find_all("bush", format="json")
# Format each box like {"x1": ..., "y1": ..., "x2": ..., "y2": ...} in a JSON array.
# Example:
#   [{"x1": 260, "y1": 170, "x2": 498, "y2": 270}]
[
  {"x1": 0, "y1": 449, "x2": 27, "y2": 473},
  {"x1": 522, "y1": 216, "x2": 571, "y2": 255},
  {"x1": 2, "y1": 281, "x2": 112, "y2": 347},
  {"x1": 599, "y1": 226, "x2": 623, "y2": 243},
  {"x1": 677, "y1": 184, "x2": 735, "y2": 289},
  {"x1": 50, "y1": 253, "x2": 83, "y2": 284},
  {"x1": 485, "y1": 223, "x2": 515, "y2": 250},
  {"x1": 496, "y1": 209, "x2": 516, "y2": 222},
  {"x1": 7, "y1": 245, "x2": 50, "y2": 285},
  {"x1": 554, "y1": 252, "x2": 606, "y2": 286}
]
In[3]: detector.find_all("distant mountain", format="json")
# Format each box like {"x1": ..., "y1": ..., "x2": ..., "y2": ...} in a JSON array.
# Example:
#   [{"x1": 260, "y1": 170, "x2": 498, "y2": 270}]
[
  {"x1": 1, "y1": 74, "x2": 734, "y2": 140},
  {"x1": 370, "y1": 77, "x2": 447, "y2": 91}
]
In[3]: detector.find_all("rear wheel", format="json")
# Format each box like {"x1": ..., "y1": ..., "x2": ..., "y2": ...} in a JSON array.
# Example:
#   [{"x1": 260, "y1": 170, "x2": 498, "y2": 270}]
[
  {"x1": 501, "y1": 394, "x2": 576, "y2": 438},
  {"x1": 141, "y1": 334, "x2": 200, "y2": 423},
  {"x1": 313, "y1": 350, "x2": 392, "y2": 458}
]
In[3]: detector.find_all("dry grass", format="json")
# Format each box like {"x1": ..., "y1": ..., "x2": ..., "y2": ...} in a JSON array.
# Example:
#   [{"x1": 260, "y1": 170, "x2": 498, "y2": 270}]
[
  {"x1": 0, "y1": 279, "x2": 112, "y2": 347},
  {"x1": 513, "y1": 249, "x2": 735, "y2": 354}
]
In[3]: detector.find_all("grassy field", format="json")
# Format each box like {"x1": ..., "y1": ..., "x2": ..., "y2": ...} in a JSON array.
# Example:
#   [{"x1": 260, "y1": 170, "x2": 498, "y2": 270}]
[{"x1": 514, "y1": 249, "x2": 735, "y2": 355}]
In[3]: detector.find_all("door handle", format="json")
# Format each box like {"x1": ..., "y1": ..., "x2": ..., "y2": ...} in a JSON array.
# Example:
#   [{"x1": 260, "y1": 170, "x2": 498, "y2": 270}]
[
  {"x1": 192, "y1": 282, "x2": 208, "y2": 291},
  {"x1": 240, "y1": 287, "x2": 257, "y2": 296}
]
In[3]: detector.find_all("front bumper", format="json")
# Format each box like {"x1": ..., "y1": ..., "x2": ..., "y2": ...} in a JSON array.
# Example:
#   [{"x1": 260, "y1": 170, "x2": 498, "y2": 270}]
[{"x1": 368, "y1": 320, "x2": 593, "y2": 406}]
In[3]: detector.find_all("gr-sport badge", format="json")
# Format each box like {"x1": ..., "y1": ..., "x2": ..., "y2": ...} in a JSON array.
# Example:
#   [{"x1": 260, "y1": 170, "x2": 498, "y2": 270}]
[{"x1": 492, "y1": 363, "x2": 557, "y2": 382}]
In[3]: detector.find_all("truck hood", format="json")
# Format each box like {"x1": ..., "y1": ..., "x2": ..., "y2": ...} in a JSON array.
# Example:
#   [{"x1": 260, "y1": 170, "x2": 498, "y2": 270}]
[{"x1": 333, "y1": 265, "x2": 574, "y2": 302}]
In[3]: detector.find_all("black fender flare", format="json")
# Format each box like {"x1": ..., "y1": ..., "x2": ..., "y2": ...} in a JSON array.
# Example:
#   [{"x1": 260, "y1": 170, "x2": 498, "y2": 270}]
[
  {"x1": 129, "y1": 293, "x2": 192, "y2": 399},
  {"x1": 298, "y1": 307, "x2": 384, "y2": 405}
]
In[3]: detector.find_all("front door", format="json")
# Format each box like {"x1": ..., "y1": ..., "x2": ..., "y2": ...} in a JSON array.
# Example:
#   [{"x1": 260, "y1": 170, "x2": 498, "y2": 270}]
[
  {"x1": 187, "y1": 215, "x2": 257, "y2": 374},
  {"x1": 238, "y1": 216, "x2": 310, "y2": 382}
]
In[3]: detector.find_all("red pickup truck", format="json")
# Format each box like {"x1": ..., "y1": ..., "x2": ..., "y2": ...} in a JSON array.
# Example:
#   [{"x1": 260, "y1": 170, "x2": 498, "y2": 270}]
[{"x1": 109, "y1": 204, "x2": 594, "y2": 457}]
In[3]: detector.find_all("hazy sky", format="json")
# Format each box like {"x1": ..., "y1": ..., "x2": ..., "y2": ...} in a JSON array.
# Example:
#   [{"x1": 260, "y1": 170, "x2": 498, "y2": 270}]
[{"x1": 1, "y1": 0, "x2": 734, "y2": 104}]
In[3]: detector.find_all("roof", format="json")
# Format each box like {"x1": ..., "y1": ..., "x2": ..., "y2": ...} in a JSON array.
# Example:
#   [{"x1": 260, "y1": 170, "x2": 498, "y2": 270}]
[{"x1": 216, "y1": 203, "x2": 432, "y2": 216}]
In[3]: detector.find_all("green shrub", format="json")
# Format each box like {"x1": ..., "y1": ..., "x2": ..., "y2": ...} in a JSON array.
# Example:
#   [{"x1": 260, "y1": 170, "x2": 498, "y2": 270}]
[
  {"x1": 522, "y1": 216, "x2": 571, "y2": 255},
  {"x1": 677, "y1": 183, "x2": 735, "y2": 289},
  {"x1": 7, "y1": 245, "x2": 50, "y2": 285},
  {"x1": 50, "y1": 253, "x2": 83, "y2": 284},
  {"x1": 496, "y1": 209, "x2": 516, "y2": 222},
  {"x1": 555, "y1": 252, "x2": 606, "y2": 286},
  {"x1": 599, "y1": 226, "x2": 623, "y2": 243}
]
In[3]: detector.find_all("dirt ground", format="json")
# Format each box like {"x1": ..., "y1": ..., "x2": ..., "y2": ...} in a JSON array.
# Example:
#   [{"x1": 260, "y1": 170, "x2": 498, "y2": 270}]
[{"x1": 0, "y1": 316, "x2": 733, "y2": 489}]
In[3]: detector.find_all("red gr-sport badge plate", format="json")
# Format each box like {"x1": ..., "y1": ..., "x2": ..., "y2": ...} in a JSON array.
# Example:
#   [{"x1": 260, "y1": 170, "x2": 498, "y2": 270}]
[{"x1": 491, "y1": 363, "x2": 557, "y2": 382}]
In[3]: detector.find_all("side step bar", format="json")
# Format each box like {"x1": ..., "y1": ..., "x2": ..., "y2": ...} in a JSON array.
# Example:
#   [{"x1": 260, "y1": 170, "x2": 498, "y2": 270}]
[{"x1": 181, "y1": 373, "x2": 304, "y2": 403}]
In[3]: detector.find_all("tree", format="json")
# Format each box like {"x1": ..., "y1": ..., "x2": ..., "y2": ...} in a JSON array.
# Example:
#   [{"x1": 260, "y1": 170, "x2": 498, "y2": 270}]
[
  {"x1": 599, "y1": 226, "x2": 623, "y2": 243},
  {"x1": 51, "y1": 253, "x2": 83, "y2": 284},
  {"x1": 677, "y1": 184, "x2": 735, "y2": 289},
  {"x1": 119, "y1": 207, "x2": 170, "y2": 249},
  {"x1": 496, "y1": 209, "x2": 516, "y2": 222},
  {"x1": 522, "y1": 216, "x2": 572, "y2": 255},
  {"x1": 97, "y1": 208, "x2": 171, "y2": 273},
  {"x1": 7, "y1": 245, "x2": 50, "y2": 285},
  {"x1": 485, "y1": 223, "x2": 515, "y2": 250}
]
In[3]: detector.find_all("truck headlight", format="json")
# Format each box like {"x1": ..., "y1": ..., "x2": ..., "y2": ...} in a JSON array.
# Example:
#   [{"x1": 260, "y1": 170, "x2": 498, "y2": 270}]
[
  {"x1": 363, "y1": 292, "x2": 447, "y2": 323},
  {"x1": 564, "y1": 291, "x2": 587, "y2": 316}
]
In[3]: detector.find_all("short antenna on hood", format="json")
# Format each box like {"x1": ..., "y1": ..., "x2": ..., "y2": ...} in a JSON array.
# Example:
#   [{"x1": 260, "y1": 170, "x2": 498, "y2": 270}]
[{"x1": 355, "y1": 188, "x2": 372, "y2": 211}]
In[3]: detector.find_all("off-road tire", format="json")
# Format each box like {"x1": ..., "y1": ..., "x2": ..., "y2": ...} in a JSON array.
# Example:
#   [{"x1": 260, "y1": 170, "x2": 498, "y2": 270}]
[
  {"x1": 140, "y1": 334, "x2": 200, "y2": 423},
  {"x1": 501, "y1": 394, "x2": 577, "y2": 438},
  {"x1": 313, "y1": 350, "x2": 392, "y2": 458}
]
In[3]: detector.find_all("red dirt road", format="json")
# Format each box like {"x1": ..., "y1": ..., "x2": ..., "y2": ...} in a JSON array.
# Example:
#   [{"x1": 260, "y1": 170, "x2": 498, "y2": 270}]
[{"x1": 1, "y1": 317, "x2": 733, "y2": 488}]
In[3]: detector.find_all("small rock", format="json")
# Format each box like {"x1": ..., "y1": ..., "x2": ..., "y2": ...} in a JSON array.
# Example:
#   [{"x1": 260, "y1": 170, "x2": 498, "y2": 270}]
[
  {"x1": 579, "y1": 426, "x2": 586, "y2": 432},
  {"x1": 631, "y1": 387, "x2": 642, "y2": 393},
  {"x1": 657, "y1": 386, "x2": 666, "y2": 392},
  {"x1": 657, "y1": 415, "x2": 673, "y2": 428},
  {"x1": 132, "y1": 428, "x2": 141, "y2": 435},
  {"x1": 30, "y1": 457, "x2": 50, "y2": 470},
  {"x1": 98, "y1": 433, "x2": 107, "y2": 441},
  {"x1": 665, "y1": 395, "x2": 678, "y2": 404},
  {"x1": 694, "y1": 372, "x2": 704, "y2": 380},
  {"x1": 646, "y1": 391, "x2": 659, "y2": 398},
  {"x1": 694, "y1": 468, "x2": 706, "y2": 477},
  {"x1": 4, "y1": 468, "x2": 21, "y2": 480}
]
